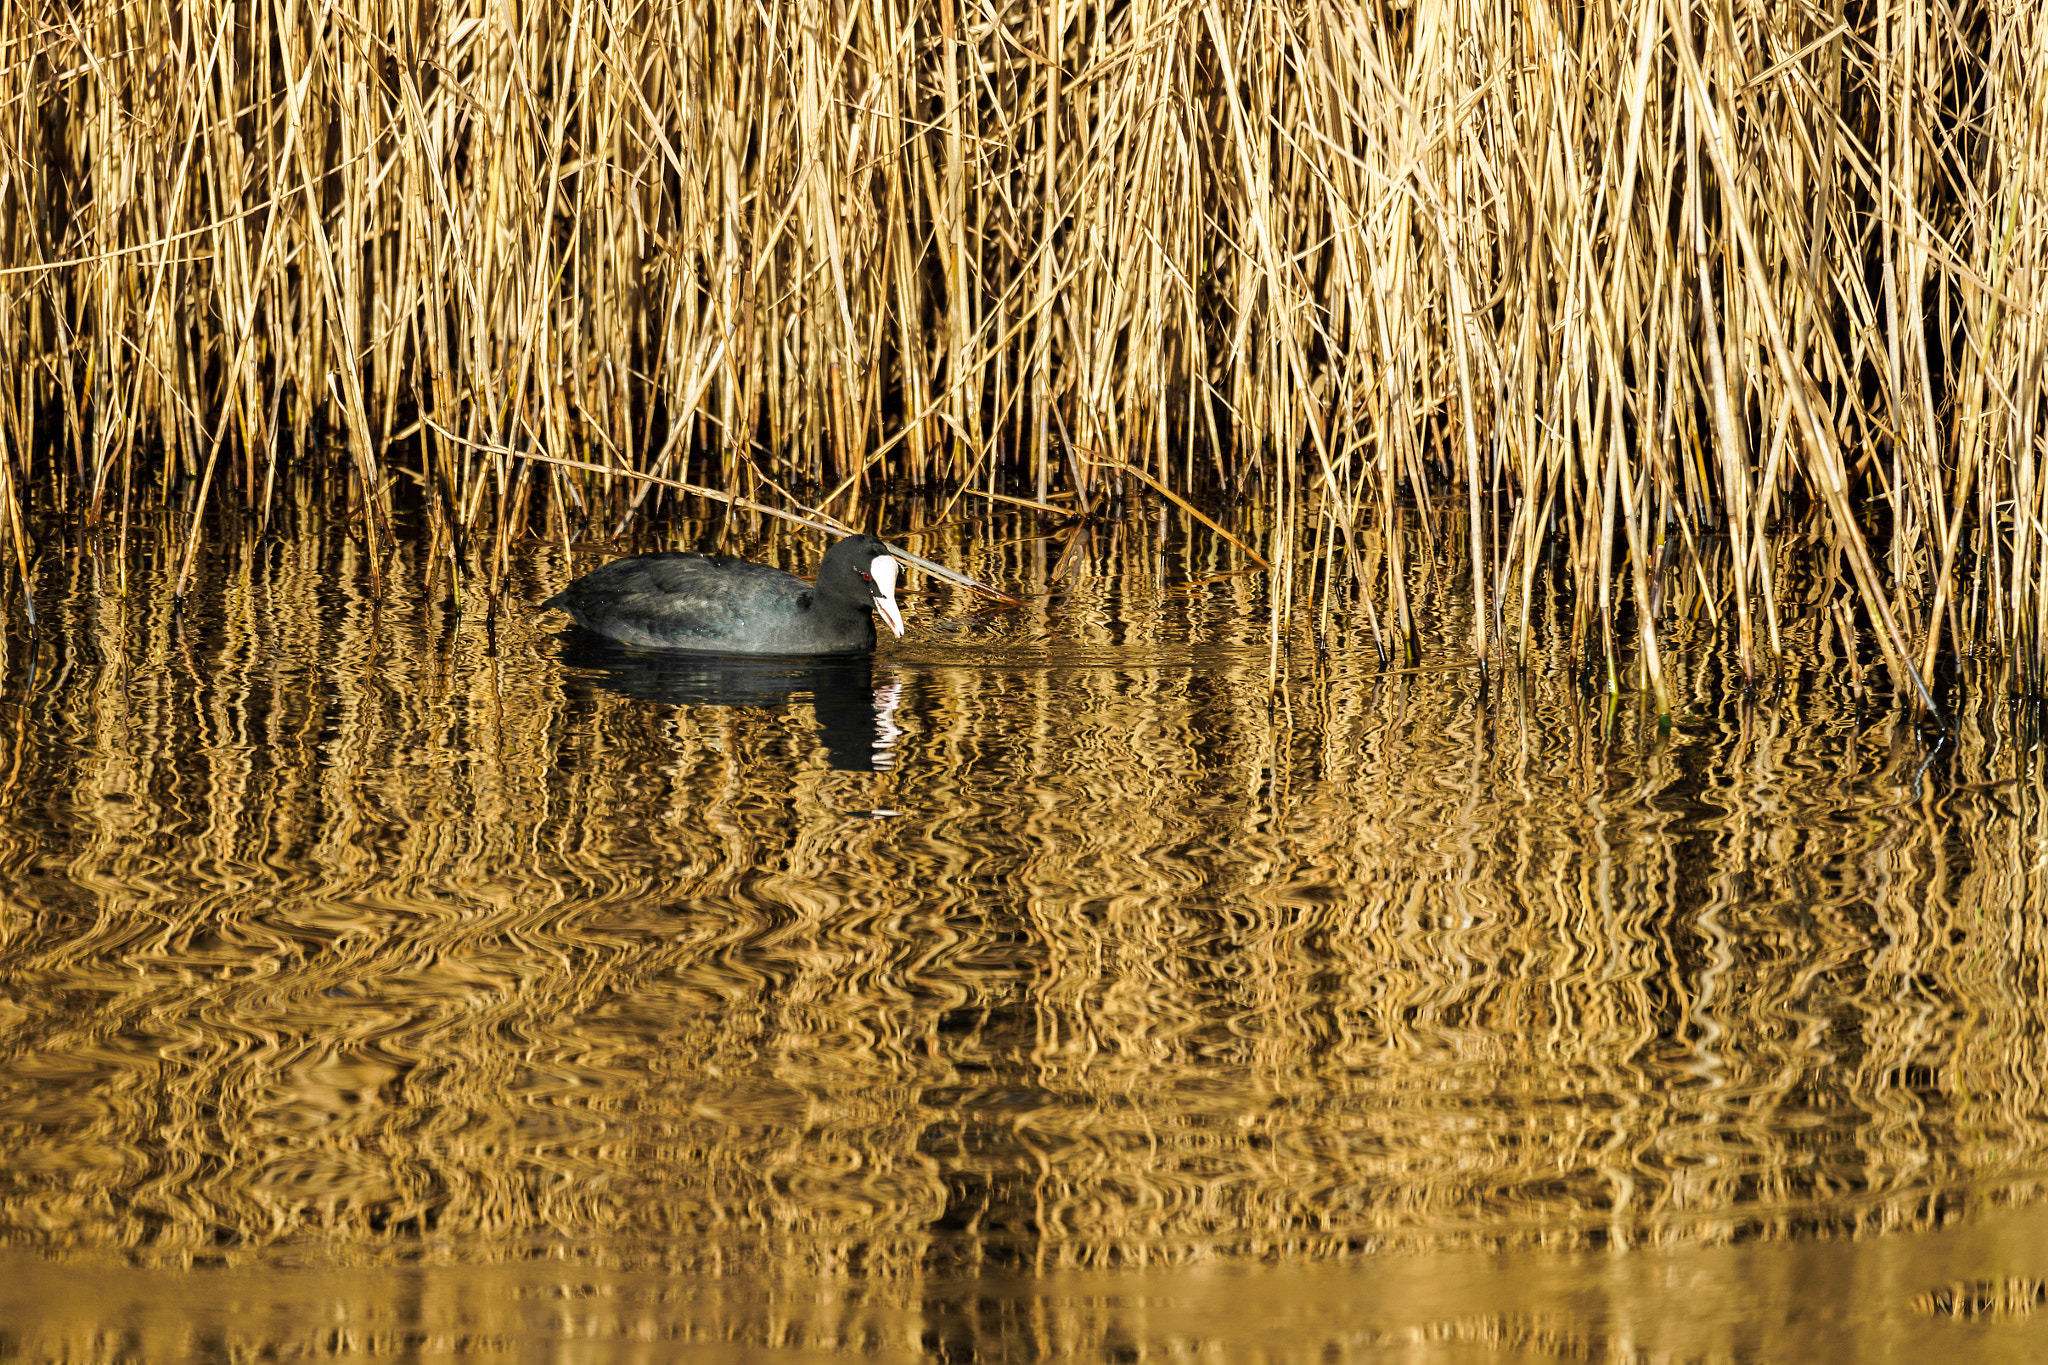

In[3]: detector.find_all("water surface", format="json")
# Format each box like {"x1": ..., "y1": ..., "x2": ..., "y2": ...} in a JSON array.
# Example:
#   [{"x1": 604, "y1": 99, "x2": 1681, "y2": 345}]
[{"x1": 3, "y1": 509, "x2": 2047, "y2": 1361}]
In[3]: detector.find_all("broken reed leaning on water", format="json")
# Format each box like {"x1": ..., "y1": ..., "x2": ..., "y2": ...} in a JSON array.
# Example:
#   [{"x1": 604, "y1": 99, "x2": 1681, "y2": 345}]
[{"x1": 2, "y1": 0, "x2": 2043, "y2": 712}]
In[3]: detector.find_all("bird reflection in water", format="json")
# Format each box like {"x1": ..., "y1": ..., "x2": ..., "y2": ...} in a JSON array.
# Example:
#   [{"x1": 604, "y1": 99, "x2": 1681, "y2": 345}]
[{"x1": 555, "y1": 634, "x2": 904, "y2": 770}]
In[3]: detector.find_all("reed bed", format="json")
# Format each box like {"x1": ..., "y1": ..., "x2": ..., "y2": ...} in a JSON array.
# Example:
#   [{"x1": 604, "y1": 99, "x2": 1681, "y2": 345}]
[{"x1": 3, "y1": 0, "x2": 2046, "y2": 709}]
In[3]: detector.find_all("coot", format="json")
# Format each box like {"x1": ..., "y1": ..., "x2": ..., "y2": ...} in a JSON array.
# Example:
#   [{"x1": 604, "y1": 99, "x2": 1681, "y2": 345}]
[{"x1": 544, "y1": 534, "x2": 906, "y2": 655}]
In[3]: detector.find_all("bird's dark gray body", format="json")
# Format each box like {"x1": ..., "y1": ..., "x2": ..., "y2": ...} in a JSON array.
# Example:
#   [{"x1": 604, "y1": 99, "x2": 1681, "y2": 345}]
[{"x1": 544, "y1": 535, "x2": 903, "y2": 655}]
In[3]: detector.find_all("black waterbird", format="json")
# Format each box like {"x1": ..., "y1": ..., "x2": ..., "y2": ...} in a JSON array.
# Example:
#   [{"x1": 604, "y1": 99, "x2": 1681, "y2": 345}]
[{"x1": 544, "y1": 534, "x2": 906, "y2": 655}]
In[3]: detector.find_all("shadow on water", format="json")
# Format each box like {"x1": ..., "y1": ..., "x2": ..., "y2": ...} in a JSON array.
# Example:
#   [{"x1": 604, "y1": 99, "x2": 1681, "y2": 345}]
[{"x1": 555, "y1": 632, "x2": 904, "y2": 771}]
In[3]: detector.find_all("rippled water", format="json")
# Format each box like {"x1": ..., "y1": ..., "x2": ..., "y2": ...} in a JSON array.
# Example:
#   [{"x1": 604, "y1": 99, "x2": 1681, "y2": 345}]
[{"x1": 4, "y1": 506, "x2": 2048, "y2": 1362}]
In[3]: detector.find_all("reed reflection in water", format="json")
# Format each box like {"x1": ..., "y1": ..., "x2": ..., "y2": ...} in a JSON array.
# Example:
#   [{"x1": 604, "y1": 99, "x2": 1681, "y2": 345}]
[{"x1": 3, "y1": 508, "x2": 2048, "y2": 1360}]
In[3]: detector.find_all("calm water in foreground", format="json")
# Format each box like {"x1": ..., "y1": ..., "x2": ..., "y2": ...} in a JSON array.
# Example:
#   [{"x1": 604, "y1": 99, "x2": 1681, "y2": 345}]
[{"x1": 3, "y1": 506, "x2": 2048, "y2": 1362}]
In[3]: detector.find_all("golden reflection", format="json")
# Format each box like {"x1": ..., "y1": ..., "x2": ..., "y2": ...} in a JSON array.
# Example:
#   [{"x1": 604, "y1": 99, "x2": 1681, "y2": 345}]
[{"x1": 3, "y1": 507, "x2": 2047, "y2": 1335}]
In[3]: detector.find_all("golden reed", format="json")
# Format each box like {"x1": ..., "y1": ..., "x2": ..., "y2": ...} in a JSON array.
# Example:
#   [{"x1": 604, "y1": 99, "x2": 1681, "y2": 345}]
[{"x1": 3, "y1": 1, "x2": 2045, "y2": 710}]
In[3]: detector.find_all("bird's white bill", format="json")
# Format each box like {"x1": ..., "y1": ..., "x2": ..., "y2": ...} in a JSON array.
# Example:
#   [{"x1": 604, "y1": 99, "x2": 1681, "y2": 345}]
[{"x1": 867, "y1": 554, "x2": 906, "y2": 637}]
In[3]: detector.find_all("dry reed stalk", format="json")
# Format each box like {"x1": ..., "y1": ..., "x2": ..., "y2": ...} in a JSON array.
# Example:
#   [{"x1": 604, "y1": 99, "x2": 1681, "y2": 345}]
[{"x1": 2, "y1": 1, "x2": 2045, "y2": 709}]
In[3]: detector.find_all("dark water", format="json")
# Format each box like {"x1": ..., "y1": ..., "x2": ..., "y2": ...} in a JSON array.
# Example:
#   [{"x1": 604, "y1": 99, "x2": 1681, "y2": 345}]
[{"x1": 3, "y1": 508, "x2": 2048, "y2": 1362}]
